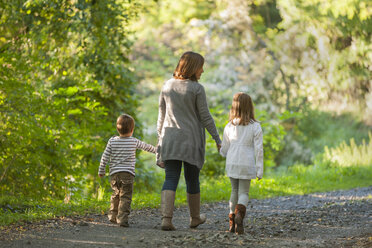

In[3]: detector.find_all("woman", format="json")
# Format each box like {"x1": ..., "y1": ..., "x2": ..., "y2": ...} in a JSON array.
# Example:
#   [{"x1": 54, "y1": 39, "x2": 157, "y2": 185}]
[{"x1": 157, "y1": 51, "x2": 221, "y2": 231}]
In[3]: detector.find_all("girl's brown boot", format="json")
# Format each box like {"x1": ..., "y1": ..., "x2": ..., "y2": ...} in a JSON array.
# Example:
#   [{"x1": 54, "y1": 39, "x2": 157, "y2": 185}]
[
  {"x1": 234, "y1": 204, "x2": 246, "y2": 235},
  {"x1": 228, "y1": 213, "x2": 235, "y2": 233}
]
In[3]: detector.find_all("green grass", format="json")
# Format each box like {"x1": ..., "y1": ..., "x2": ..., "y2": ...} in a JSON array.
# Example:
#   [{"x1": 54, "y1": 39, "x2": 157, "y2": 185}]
[
  {"x1": 0, "y1": 197, "x2": 107, "y2": 226},
  {"x1": 202, "y1": 164, "x2": 372, "y2": 202},
  {"x1": 324, "y1": 133, "x2": 372, "y2": 167}
]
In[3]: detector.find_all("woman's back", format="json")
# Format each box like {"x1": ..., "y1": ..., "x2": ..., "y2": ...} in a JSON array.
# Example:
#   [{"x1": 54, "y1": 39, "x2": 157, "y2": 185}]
[
  {"x1": 161, "y1": 78, "x2": 201, "y2": 131},
  {"x1": 157, "y1": 78, "x2": 221, "y2": 169}
]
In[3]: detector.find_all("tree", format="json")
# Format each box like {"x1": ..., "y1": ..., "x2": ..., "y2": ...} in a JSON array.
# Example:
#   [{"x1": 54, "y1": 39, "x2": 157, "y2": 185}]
[{"x1": 0, "y1": 0, "x2": 140, "y2": 198}]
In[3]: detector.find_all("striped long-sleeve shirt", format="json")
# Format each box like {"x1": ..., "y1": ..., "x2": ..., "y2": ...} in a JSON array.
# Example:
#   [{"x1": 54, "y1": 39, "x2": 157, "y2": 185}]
[{"x1": 98, "y1": 136, "x2": 156, "y2": 176}]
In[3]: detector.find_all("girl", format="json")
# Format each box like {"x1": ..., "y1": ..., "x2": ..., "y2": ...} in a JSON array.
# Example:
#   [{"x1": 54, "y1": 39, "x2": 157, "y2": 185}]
[{"x1": 220, "y1": 92, "x2": 264, "y2": 235}]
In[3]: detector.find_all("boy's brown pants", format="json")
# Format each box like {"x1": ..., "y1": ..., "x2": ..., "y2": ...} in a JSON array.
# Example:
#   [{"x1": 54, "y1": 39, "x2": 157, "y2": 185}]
[{"x1": 109, "y1": 172, "x2": 134, "y2": 225}]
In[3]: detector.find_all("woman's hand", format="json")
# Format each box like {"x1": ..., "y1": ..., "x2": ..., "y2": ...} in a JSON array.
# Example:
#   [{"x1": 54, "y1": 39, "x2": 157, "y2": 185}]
[
  {"x1": 156, "y1": 161, "x2": 165, "y2": 168},
  {"x1": 217, "y1": 143, "x2": 221, "y2": 152}
]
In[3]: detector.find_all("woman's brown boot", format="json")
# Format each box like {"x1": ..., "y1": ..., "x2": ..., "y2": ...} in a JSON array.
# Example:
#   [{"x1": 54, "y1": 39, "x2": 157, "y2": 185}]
[
  {"x1": 228, "y1": 213, "x2": 235, "y2": 233},
  {"x1": 234, "y1": 204, "x2": 246, "y2": 235},
  {"x1": 187, "y1": 193, "x2": 206, "y2": 228},
  {"x1": 161, "y1": 190, "x2": 176, "y2": 231}
]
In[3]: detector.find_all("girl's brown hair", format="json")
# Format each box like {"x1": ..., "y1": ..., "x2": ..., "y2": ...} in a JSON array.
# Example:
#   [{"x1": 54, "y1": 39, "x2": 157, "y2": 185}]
[
  {"x1": 229, "y1": 92, "x2": 257, "y2": 125},
  {"x1": 116, "y1": 114, "x2": 135, "y2": 135},
  {"x1": 173, "y1": 51, "x2": 204, "y2": 82}
]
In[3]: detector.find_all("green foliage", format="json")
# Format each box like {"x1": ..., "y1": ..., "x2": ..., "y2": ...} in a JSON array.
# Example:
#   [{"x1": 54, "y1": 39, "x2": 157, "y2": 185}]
[
  {"x1": 324, "y1": 132, "x2": 372, "y2": 167},
  {"x1": 297, "y1": 110, "x2": 371, "y2": 152},
  {"x1": 271, "y1": 0, "x2": 372, "y2": 118},
  {"x1": 202, "y1": 106, "x2": 228, "y2": 177},
  {"x1": 131, "y1": 0, "x2": 217, "y2": 99},
  {"x1": 250, "y1": 0, "x2": 282, "y2": 33},
  {"x1": 133, "y1": 161, "x2": 164, "y2": 192},
  {"x1": 276, "y1": 109, "x2": 372, "y2": 167},
  {"x1": 0, "y1": 0, "x2": 140, "y2": 198},
  {"x1": 257, "y1": 109, "x2": 288, "y2": 168}
]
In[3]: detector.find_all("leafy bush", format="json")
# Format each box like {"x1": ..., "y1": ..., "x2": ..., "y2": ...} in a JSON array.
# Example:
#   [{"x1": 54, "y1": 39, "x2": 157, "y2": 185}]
[
  {"x1": 323, "y1": 133, "x2": 372, "y2": 167},
  {"x1": 276, "y1": 109, "x2": 371, "y2": 167},
  {"x1": 0, "y1": 0, "x2": 140, "y2": 199}
]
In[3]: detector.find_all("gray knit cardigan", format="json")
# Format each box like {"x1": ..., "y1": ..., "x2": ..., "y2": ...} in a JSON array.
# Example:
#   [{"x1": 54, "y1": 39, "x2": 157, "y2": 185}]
[{"x1": 157, "y1": 78, "x2": 222, "y2": 169}]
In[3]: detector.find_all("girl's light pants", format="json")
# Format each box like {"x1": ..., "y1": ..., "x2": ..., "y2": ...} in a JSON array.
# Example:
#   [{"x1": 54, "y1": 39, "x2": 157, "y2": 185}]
[{"x1": 229, "y1": 178, "x2": 251, "y2": 213}]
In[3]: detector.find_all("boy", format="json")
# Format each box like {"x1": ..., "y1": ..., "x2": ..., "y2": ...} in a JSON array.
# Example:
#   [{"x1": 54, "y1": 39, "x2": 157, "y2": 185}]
[{"x1": 99, "y1": 114, "x2": 156, "y2": 227}]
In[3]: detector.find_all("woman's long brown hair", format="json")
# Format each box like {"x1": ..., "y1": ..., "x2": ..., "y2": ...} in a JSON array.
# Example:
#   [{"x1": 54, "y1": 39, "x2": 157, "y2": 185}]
[
  {"x1": 229, "y1": 92, "x2": 257, "y2": 125},
  {"x1": 173, "y1": 51, "x2": 204, "y2": 82}
]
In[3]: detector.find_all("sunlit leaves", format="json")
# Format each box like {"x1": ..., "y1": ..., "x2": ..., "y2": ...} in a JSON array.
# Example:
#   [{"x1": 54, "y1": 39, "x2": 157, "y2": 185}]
[{"x1": 0, "y1": 0, "x2": 140, "y2": 199}]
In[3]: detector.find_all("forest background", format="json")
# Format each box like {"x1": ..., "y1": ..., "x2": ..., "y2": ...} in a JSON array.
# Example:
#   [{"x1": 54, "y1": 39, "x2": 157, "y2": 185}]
[{"x1": 1, "y1": 0, "x2": 371, "y2": 225}]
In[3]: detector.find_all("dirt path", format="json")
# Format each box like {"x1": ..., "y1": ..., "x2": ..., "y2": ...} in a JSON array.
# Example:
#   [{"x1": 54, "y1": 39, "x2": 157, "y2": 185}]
[{"x1": 1, "y1": 187, "x2": 372, "y2": 248}]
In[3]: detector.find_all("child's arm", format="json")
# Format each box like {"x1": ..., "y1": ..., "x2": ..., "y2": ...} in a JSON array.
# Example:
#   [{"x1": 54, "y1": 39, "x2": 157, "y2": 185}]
[
  {"x1": 254, "y1": 123, "x2": 264, "y2": 179},
  {"x1": 219, "y1": 126, "x2": 230, "y2": 157},
  {"x1": 136, "y1": 139, "x2": 156, "y2": 154},
  {"x1": 98, "y1": 139, "x2": 112, "y2": 177}
]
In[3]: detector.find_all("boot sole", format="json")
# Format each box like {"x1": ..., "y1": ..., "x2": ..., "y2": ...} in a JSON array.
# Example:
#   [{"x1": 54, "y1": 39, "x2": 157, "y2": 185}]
[
  {"x1": 229, "y1": 214, "x2": 235, "y2": 232},
  {"x1": 190, "y1": 220, "x2": 206, "y2": 228},
  {"x1": 161, "y1": 226, "x2": 176, "y2": 231},
  {"x1": 190, "y1": 216, "x2": 206, "y2": 228}
]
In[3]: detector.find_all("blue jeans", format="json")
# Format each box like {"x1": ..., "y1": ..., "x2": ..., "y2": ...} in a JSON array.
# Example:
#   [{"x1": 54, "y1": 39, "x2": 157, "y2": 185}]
[{"x1": 162, "y1": 160, "x2": 200, "y2": 194}]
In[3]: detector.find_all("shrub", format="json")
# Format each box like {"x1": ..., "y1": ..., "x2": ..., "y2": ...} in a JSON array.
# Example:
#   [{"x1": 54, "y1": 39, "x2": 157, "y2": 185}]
[{"x1": 323, "y1": 132, "x2": 372, "y2": 167}]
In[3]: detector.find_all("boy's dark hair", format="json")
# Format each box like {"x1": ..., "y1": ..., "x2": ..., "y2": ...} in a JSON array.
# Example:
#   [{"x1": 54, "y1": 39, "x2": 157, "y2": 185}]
[{"x1": 116, "y1": 114, "x2": 135, "y2": 135}]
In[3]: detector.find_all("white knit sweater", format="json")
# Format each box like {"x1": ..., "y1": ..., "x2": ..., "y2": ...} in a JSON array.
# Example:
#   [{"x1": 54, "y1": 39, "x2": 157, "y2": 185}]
[{"x1": 220, "y1": 119, "x2": 264, "y2": 179}]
